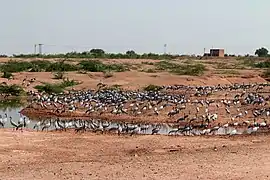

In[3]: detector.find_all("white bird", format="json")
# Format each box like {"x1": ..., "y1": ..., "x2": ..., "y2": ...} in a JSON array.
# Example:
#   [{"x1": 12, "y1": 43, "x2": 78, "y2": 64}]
[
  {"x1": 223, "y1": 123, "x2": 229, "y2": 128},
  {"x1": 252, "y1": 126, "x2": 259, "y2": 133},
  {"x1": 233, "y1": 122, "x2": 238, "y2": 126},
  {"x1": 260, "y1": 121, "x2": 267, "y2": 127},
  {"x1": 230, "y1": 129, "x2": 237, "y2": 135}
]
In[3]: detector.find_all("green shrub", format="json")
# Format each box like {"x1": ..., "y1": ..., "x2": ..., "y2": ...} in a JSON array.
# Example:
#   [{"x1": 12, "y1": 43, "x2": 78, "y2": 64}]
[
  {"x1": 172, "y1": 64, "x2": 206, "y2": 76},
  {"x1": 155, "y1": 61, "x2": 206, "y2": 76},
  {"x1": 155, "y1": 61, "x2": 176, "y2": 70},
  {"x1": 141, "y1": 62, "x2": 154, "y2": 65},
  {"x1": 0, "y1": 60, "x2": 78, "y2": 73},
  {"x1": 2, "y1": 72, "x2": 13, "y2": 79},
  {"x1": 145, "y1": 69, "x2": 157, "y2": 73},
  {"x1": 103, "y1": 71, "x2": 113, "y2": 78},
  {"x1": 254, "y1": 61, "x2": 270, "y2": 68},
  {"x1": 0, "y1": 61, "x2": 32, "y2": 72},
  {"x1": 34, "y1": 79, "x2": 79, "y2": 94},
  {"x1": 107, "y1": 64, "x2": 127, "y2": 72},
  {"x1": 263, "y1": 69, "x2": 270, "y2": 78},
  {"x1": 79, "y1": 60, "x2": 106, "y2": 72},
  {"x1": 45, "y1": 61, "x2": 78, "y2": 71},
  {"x1": 104, "y1": 84, "x2": 122, "y2": 91},
  {"x1": 144, "y1": 84, "x2": 163, "y2": 91},
  {"x1": 53, "y1": 71, "x2": 65, "y2": 79},
  {"x1": 59, "y1": 79, "x2": 79, "y2": 88},
  {"x1": 0, "y1": 98, "x2": 24, "y2": 110},
  {"x1": 0, "y1": 84, "x2": 24, "y2": 96},
  {"x1": 35, "y1": 84, "x2": 63, "y2": 94},
  {"x1": 79, "y1": 60, "x2": 128, "y2": 72}
]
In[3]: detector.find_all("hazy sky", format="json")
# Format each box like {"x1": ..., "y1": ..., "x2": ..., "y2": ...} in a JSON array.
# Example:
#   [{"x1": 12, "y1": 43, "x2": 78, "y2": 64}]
[{"x1": 1, "y1": 0, "x2": 270, "y2": 55}]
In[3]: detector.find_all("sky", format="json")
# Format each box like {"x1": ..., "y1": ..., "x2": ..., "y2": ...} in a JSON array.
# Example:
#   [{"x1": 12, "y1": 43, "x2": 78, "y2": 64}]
[{"x1": 0, "y1": 0, "x2": 270, "y2": 55}]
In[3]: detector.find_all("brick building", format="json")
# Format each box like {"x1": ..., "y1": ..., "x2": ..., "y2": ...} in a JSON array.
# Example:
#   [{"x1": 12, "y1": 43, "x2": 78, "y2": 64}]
[{"x1": 204, "y1": 48, "x2": 225, "y2": 57}]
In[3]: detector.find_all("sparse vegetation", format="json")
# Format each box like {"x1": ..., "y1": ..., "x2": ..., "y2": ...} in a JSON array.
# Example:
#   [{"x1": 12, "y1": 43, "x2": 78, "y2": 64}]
[
  {"x1": 13, "y1": 49, "x2": 177, "y2": 60},
  {"x1": 155, "y1": 61, "x2": 206, "y2": 76},
  {"x1": 171, "y1": 64, "x2": 206, "y2": 76},
  {"x1": 53, "y1": 71, "x2": 65, "y2": 79},
  {"x1": 263, "y1": 68, "x2": 270, "y2": 78},
  {"x1": 0, "y1": 84, "x2": 24, "y2": 96},
  {"x1": 0, "y1": 60, "x2": 77, "y2": 73},
  {"x1": 0, "y1": 59, "x2": 128, "y2": 73},
  {"x1": 215, "y1": 63, "x2": 233, "y2": 69},
  {"x1": 145, "y1": 69, "x2": 157, "y2": 73},
  {"x1": 104, "y1": 84, "x2": 122, "y2": 91},
  {"x1": 103, "y1": 71, "x2": 114, "y2": 78},
  {"x1": 254, "y1": 61, "x2": 270, "y2": 68},
  {"x1": 144, "y1": 84, "x2": 163, "y2": 91},
  {"x1": 141, "y1": 62, "x2": 154, "y2": 65},
  {"x1": 34, "y1": 79, "x2": 79, "y2": 94},
  {"x1": 79, "y1": 60, "x2": 128, "y2": 72},
  {"x1": 216, "y1": 70, "x2": 240, "y2": 75},
  {"x1": 2, "y1": 71, "x2": 13, "y2": 79},
  {"x1": 0, "y1": 98, "x2": 24, "y2": 110}
]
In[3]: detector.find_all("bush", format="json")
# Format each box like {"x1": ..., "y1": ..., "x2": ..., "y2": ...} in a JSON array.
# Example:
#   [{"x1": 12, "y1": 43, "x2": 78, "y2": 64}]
[
  {"x1": 35, "y1": 84, "x2": 63, "y2": 94},
  {"x1": 12, "y1": 49, "x2": 178, "y2": 60},
  {"x1": 254, "y1": 61, "x2": 270, "y2": 68},
  {"x1": 144, "y1": 84, "x2": 163, "y2": 91},
  {"x1": 141, "y1": 62, "x2": 154, "y2": 65},
  {"x1": 263, "y1": 69, "x2": 270, "y2": 78},
  {"x1": 104, "y1": 84, "x2": 122, "y2": 91},
  {"x1": 79, "y1": 60, "x2": 128, "y2": 72},
  {"x1": 53, "y1": 71, "x2": 65, "y2": 79},
  {"x1": 34, "y1": 79, "x2": 79, "y2": 94},
  {"x1": 103, "y1": 71, "x2": 113, "y2": 78},
  {"x1": 172, "y1": 64, "x2": 206, "y2": 76},
  {"x1": 145, "y1": 69, "x2": 157, "y2": 73},
  {"x1": 45, "y1": 61, "x2": 78, "y2": 71},
  {"x1": 0, "y1": 98, "x2": 24, "y2": 111},
  {"x1": 155, "y1": 61, "x2": 206, "y2": 76},
  {"x1": 60, "y1": 79, "x2": 79, "y2": 88},
  {"x1": 0, "y1": 84, "x2": 24, "y2": 96},
  {"x1": 0, "y1": 61, "x2": 32, "y2": 72},
  {"x1": 0, "y1": 60, "x2": 78, "y2": 73},
  {"x1": 155, "y1": 61, "x2": 176, "y2": 70},
  {"x1": 79, "y1": 60, "x2": 106, "y2": 72},
  {"x1": 2, "y1": 72, "x2": 13, "y2": 79}
]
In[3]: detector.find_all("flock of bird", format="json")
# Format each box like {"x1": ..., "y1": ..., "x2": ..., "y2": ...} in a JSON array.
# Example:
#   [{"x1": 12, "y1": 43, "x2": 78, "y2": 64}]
[{"x1": 2, "y1": 82, "x2": 270, "y2": 136}]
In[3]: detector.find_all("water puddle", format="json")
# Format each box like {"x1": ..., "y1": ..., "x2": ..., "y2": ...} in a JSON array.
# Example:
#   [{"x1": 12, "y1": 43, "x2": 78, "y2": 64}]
[
  {"x1": 0, "y1": 100, "x2": 267, "y2": 136},
  {"x1": 0, "y1": 107, "x2": 266, "y2": 136}
]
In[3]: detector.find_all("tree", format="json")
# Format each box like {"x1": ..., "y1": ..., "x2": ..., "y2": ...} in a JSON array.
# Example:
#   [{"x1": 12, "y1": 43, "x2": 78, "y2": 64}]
[
  {"x1": 126, "y1": 50, "x2": 136, "y2": 56},
  {"x1": 126, "y1": 50, "x2": 137, "y2": 58},
  {"x1": 90, "y1": 49, "x2": 105, "y2": 58},
  {"x1": 255, "y1": 47, "x2": 269, "y2": 57},
  {"x1": 90, "y1": 49, "x2": 105, "y2": 55}
]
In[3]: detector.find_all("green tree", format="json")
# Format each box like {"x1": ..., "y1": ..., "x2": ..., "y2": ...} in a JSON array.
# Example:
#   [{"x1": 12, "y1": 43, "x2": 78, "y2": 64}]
[
  {"x1": 126, "y1": 50, "x2": 137, "y2": 58},
  {"x1": 255, "y1": 47, "x2": 269, "y2": 57},
  {"x1": 90, "y1": 49, "x2": 105, "y2": 58}
]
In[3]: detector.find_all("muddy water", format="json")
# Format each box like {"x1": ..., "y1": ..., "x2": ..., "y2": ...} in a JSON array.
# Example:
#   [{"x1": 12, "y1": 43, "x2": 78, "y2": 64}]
[{"x1": 0, "y1": 107, "x2": 265, "y2": 136}]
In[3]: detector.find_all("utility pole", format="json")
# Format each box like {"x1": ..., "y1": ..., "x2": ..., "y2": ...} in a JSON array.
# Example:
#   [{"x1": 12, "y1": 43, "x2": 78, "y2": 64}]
[
  {"x1": 34, "y1": 44, "x2": 37, "y2": 54},
  {"x1": 164, "y1": 44, "x2": 167, "y2": 55},
  {"x1": 38, "y1": 44, "x2": 43, "y2": 55}
]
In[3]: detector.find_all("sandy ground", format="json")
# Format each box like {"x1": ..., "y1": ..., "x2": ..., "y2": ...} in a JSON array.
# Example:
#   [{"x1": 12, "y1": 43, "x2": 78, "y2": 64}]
[
  {"x1": 1, "y1": 58, "x2": 270, "y2": 180},
  {"x1": 0, "y1": 129, "x2": 270, "y2": 180},
  {"x1": 0, "y1": 57, "x2": 267, "y2": 91}
]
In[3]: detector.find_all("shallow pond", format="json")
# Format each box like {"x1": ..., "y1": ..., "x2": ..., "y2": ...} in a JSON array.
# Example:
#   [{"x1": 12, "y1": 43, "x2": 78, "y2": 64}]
[{"x1": 0, "y1": 101, "x2": 266, "y2": 136}]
